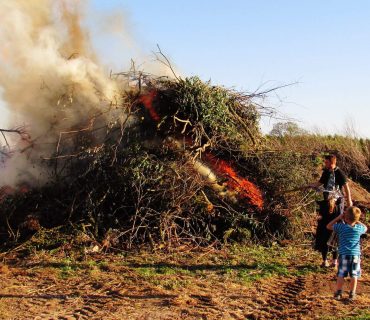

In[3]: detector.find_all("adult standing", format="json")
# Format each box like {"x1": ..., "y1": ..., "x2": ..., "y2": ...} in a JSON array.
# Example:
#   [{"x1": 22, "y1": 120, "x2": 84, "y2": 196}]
[{"x1": 302, "y1": 154, "x2": 353, "y2": 267}]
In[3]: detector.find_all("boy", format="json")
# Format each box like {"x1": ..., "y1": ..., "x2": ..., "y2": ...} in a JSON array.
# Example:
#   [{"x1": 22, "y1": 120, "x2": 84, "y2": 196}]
[{"x1": 327, "y1": 206, "x2": 367, "y2": 299}]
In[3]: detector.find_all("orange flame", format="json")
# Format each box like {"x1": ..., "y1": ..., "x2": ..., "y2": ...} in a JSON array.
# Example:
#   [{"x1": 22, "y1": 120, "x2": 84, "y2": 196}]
[
  {"x1": 204, "y1": 153, "x2": 264, "y2": 210},
  {"x1": 20, "y1": 186, "x2": 28, "y2": 193},
  {"x1": 139, "y1": 91, "x2": 160, "y2": 122},
  {"x1": 0, "y1": 184, "x2": 29, "y2": 201}
]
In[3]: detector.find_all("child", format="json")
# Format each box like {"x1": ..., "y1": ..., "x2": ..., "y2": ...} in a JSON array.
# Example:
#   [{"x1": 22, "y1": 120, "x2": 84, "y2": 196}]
[{"x1": 327, "y1": 206, "x2": 367, "y2": 299}]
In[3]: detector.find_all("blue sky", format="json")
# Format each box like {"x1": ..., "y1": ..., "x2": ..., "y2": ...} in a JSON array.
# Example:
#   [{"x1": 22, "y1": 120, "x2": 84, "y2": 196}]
[{"x1": 86, "y1": 0, "x2": 370, "y2": 137}]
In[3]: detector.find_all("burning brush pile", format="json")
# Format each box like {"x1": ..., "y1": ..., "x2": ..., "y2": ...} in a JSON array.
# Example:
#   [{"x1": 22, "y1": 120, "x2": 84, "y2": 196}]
[
  {"x1": 0, "y1": 68, "x2": 295, "y2": 251},
  {"x1": 0, "y1": 0, "x2": 293, "y2": 252}
]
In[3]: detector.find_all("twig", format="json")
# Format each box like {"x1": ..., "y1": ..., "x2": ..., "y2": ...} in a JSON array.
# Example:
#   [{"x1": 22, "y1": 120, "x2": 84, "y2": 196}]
[{"x1": 152, "y1": 45, "x2": 179, "y2": 81}]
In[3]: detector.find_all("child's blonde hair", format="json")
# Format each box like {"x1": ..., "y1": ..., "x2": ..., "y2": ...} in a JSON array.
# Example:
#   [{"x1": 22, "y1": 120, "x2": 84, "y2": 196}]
[{"x1": 345, "y1": 206, "x2": 361, "y2": 224}]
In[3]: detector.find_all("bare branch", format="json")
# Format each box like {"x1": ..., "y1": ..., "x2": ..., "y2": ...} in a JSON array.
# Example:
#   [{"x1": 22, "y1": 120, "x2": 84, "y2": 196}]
[
  {"x1": 0, "y1": 127, "x2": 30, "y2": 140},
  {"x1": 152, "y1": 45, "x2": 179, "y2": 81}
]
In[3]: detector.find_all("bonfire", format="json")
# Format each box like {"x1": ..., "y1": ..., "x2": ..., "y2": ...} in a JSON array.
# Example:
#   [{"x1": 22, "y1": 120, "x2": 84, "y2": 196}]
[{"x1": 0, "y1": 60, "x2": 289, "y2": 251}]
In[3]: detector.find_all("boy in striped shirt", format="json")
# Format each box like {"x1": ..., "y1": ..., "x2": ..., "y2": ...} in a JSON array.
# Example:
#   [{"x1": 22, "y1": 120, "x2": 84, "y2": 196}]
[{"x1": 327, "y1": 206, "x2": 367, "y2": 299}]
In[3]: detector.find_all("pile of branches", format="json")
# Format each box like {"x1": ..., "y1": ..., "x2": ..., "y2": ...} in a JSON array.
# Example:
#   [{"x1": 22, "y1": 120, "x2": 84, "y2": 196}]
[{"x1": 0, "y1": 70, "x2": 294, "y2": 252}]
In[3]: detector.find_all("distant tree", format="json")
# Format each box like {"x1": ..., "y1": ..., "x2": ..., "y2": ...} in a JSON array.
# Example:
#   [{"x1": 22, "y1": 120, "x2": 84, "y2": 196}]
[{"x1": 269, "y1": 121, "x2": 307, "y2": 137}]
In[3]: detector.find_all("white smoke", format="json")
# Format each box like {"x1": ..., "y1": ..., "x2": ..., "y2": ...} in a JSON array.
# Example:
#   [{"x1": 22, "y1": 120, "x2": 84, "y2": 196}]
[
  {"x1": 0, "y1": 0, "x2": 182, "y2": 188},
  {"x1": 0, "y1": 0, "x2": 120, "y2": 187}
]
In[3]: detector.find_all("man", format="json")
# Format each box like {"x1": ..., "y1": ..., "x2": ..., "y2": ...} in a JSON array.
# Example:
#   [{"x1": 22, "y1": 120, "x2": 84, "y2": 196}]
[
  {"x1": 302, "y1": 154, "x2": 352, "y2": 209},
  {"x1": 302, "y1": 154, "x2": 353, "y2": 267}
]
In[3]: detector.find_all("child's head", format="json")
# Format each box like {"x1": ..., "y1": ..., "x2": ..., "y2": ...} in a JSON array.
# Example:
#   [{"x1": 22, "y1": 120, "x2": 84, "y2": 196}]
[{"x1": 345, "y1": 206, "x2": 361, "y2": 224}]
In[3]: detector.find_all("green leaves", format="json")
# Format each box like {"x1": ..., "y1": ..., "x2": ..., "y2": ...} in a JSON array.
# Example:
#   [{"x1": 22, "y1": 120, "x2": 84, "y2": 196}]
[{"x1": 164, "y1": 76, "x2": 260, "y2": 146}]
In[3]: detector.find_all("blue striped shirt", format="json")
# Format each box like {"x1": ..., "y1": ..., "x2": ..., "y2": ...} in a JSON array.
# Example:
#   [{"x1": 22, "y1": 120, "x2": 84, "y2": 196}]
[{"x1": 333, "y1": 223, "x2": 367, "y2": 255}]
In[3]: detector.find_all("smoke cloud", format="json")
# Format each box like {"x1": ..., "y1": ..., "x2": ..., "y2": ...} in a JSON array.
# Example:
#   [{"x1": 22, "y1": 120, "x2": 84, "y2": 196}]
[{"x1": 0, "y1": 0, "x2": 120, "y2": 187}]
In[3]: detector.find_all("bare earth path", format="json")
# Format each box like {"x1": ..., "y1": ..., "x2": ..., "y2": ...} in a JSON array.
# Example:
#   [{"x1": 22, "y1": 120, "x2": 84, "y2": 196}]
[{"x1": 0, "y1": 250, "x2": 369, "y2": 320}]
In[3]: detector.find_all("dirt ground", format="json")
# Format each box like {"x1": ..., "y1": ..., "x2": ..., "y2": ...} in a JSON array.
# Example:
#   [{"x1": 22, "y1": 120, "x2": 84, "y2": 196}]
[
  {"x1": 349, "y1": 180, "x2": 370, "y2": 209},
  {"x1": 0, "y1": 251, "x2": 369, "y2": 320}
]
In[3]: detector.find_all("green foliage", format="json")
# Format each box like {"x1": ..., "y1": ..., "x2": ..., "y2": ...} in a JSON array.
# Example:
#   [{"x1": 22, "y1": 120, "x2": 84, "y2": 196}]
[
  {"x1": 254, "y1": 151, "x2": 317, "y2": 195},
  {"x1": 163, "y1": 76, "x2": 261, "y2": 146},
  {"x1": 314, "y1": 156, "x2": 324, "y2": 166}
]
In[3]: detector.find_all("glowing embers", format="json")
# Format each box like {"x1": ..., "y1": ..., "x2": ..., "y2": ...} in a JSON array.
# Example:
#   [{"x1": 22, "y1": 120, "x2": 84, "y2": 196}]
[
  {"x1": 139, "y1": 90, "x2": 160, "y2": 122},
  {"x1": 203, "y1": 153, "x2": 264, "y2": 210},
  {"x1": 0, "y1": 183, "x2": 29, "y2": 201}
]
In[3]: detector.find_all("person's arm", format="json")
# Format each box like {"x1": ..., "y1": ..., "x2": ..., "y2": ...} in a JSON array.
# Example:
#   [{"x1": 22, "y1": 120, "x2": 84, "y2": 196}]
[
  {"x1": 327, "y1": 213, "x2": 344, "y2": 230},
  {"x1": 343, "y1": 183, "x2": 353, "y2": 207},
  {"x1": 357, "y1": 221, "x2": 368, "y2": 233},
  {"x1": 301, "y1": 181, "x2": 323, "y2": 191}
]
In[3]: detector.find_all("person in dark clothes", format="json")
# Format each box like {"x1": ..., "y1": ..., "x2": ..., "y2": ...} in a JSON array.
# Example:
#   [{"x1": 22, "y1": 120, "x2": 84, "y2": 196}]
[
  {"x1": 302, "y1": 154, "x2": 353, "y2": 267},
  {"x1": 314, "y1": 200, "x2": 341, "y2": 267}
]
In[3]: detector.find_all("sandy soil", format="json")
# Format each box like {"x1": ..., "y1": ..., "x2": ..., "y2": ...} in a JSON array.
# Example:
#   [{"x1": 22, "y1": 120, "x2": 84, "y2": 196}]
[{"x1": 0, "y1": 254, "x2": 369, "y2": 320}]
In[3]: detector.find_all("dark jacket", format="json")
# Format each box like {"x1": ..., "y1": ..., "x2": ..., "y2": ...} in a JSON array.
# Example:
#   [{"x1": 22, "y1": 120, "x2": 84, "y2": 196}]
[{"x1": 319, "y1": 167, "x2": 347, "y2": 193}]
